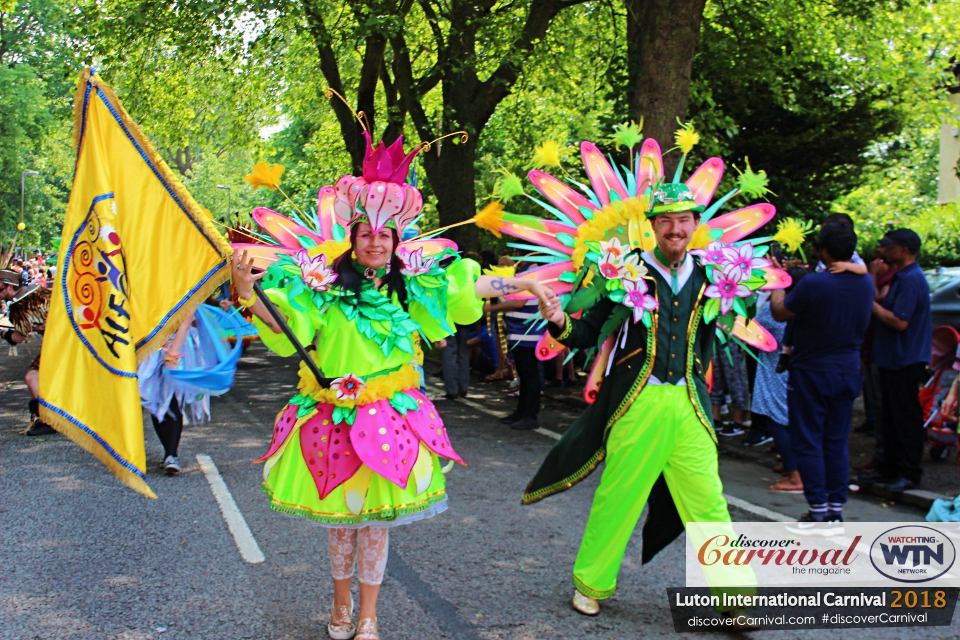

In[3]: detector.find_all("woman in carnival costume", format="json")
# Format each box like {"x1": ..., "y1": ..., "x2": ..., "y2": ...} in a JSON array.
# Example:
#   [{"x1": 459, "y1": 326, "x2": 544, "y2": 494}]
[
  {"x1": 475, "y1": 124, "x2": 792, "y2": 623},
  {"x1": 231, "y1": 132, "x2": 555, "y2": 640}
]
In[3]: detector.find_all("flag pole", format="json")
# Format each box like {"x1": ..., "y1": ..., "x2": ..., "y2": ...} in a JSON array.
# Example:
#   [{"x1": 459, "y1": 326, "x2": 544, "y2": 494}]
[{"x1": 253, "y1": 281, "x2": 331, "y2": 388}]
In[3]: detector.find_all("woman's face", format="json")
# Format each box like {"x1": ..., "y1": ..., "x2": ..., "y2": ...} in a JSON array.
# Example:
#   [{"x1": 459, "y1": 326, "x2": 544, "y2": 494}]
[{"x1": 354, "y1": 222, "x2": 395, "y2": 270}]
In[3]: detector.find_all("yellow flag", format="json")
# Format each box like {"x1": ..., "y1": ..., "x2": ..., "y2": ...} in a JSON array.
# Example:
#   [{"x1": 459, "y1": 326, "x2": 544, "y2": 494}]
[{"x1": 38, "y1": 69, "x2": 231, "y2": 498}]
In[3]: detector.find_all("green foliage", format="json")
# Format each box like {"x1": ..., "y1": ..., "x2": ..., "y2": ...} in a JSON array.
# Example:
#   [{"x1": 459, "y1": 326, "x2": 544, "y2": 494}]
[
  {"x1": 690, "y1": 0, "x2": 913, "y2": 219},
  {"x1": 7, "y1": 0, "x2": 960, "y2": 267},
  {"x1": 0, "y1": 0, "x2": 86, "y2": 250},
  {"x1": 832, "y1": 127, "x2": 959, "y2": 266}
]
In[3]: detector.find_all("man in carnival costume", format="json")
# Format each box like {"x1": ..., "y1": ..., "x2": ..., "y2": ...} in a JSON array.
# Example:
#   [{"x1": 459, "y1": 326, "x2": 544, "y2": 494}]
[
  {"x1": 231, "y1": 130, "x2": 556, "y2": 640},
  {"x1": 536, "y1": 183, "x2": 757, "y2": 615},
  {"x1": 482, "y1": 129, "x2": 787, "y2": 622}
]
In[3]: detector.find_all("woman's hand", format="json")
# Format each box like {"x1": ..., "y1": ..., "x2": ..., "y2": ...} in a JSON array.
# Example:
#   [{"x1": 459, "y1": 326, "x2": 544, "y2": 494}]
[
  {"x1": 232, "y1": 249, "x2": 265, "y2": 299},
  {"x1": 433, "y1": 339, "x2": 447, "y2": 349}
]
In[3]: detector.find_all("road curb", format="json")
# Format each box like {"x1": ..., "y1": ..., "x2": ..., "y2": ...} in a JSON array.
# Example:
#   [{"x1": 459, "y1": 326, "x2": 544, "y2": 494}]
[
  {"x1": 713, "y1": 437, "x2": 953, "y2": 514},
  {"x1": 854, "y1": 483, "x2": 951, "y2": 512}
]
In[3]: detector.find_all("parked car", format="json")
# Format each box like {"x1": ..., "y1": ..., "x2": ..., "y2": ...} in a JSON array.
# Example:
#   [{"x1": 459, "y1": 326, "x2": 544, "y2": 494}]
[{"x1": 926, "y1": 267, "x2": 960, "y2": 330}]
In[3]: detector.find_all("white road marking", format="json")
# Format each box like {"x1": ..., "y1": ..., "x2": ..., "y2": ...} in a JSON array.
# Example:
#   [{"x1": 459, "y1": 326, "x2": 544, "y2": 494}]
[
  {"x1": 722, "y1": 494, "x2": 793, "y2": 522},
  {"x1": 534, "y1": 428, "x2": 562, "y2": 440},
  {"x1": 457, "y1": 396, "x2": 508, "y2": 418},
  {"x1": 195, "y1": 454, "x2": 265, "y2": 564}
]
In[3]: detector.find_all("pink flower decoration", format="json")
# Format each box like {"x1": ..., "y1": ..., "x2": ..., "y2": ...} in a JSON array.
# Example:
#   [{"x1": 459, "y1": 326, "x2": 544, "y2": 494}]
[
  {"x1": 705, "y1": 265, "x2": 753, "y2": 315},
  {"x1": 723, "y1": 243, "x2": 767, "y2": 281},
  {"x1": 621, "y1": 278, "x2": 659, "y2": 323},
  {"x1": 690, "y1": 240, "x2": 736, "y2": 267},
  {"x1": 331, "y1": 373, "x2": 366, "y2": 401},
  {"x1": 332, "y1": 133, "x2": 423, "y2": 234},
  {"x1": 397, "y1": 246, "x2": 435, "y2": 277},
  {"x1": 294, "y1": 250, "x2": 338, "y2": 292}
]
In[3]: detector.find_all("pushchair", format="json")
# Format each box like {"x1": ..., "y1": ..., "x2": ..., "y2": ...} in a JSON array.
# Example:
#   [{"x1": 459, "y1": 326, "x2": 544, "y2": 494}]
[{"x1": 920, "y1": 326, "x2": 960, "y2": 462}]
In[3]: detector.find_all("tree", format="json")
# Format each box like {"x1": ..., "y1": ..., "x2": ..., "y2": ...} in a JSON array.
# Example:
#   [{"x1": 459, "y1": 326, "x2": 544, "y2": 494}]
[
  {"x1": 685, "y1": 0, "x2": 954, "y2": 223},
  {"x1": 0, "y1": 0, "x2": 86, "y2": 249},
  {"x1": 301, "y1": 0, "x2": 413, "y2": 172},
  {"x1": 625, "y1": 0, "x2": 707, "y2": 172},
  {"x1": 390, "y1": 0, "x2": 591, "y2": 251}
]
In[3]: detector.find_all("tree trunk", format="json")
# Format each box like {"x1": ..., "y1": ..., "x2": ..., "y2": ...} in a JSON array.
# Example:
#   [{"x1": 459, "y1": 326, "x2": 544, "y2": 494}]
[
  {"x1": 626, "y1": 0, "x2": 707, "y2": 176},
  {"x1": 420, "y1": 136, "x2": 480, "y2": 253},
  {"x1": 302, "y1": 0, "x2": 398, "y2": 174}
]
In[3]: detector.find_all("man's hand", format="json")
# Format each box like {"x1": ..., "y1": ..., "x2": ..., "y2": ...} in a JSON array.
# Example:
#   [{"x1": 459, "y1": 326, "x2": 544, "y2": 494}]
[
  {"x1": 538, "y1": 289, "x2": 565, "y2": 328},
  {"x1": 433, "y1": 339, "x2": 447, "y2": 349},
  {"x1": 529, "y1": 282, "x2": 558, "y2": 311},
  {"x1": 872, "y1": 301, "x2": 908, "y2": 331}
]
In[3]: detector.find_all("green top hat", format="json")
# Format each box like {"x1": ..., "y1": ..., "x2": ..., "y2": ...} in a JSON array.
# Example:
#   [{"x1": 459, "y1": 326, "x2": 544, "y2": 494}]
[{"x1": 647, "y1": 183, "x2": 705, "y2": 217}]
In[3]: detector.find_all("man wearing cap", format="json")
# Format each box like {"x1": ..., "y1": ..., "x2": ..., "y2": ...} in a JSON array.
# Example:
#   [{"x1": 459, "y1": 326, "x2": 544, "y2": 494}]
[
  {"x1": 769, "y1": 223, "x2": 874, "y2": 529},
  {"x1": 860, "y1": 228, "x2": 931, "y2": 492},
  {"x1": 0, "y1": 269, "x2": 54, "y2": 436},
  {"x1": 534, "y1": 184, "x2": 752, "y2": 620}
]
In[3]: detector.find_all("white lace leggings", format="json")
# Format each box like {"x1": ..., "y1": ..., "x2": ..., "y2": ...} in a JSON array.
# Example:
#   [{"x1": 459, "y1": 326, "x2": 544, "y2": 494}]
[{"x1": 327, "y1": 527, "x2": 389, "y2": 586}]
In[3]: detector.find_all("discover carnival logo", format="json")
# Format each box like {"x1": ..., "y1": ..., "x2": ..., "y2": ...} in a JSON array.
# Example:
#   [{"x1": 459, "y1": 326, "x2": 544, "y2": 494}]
[
  {"x1": 697, "y1": 533, "x2": 861, "y2": 572},
  {"x1": 870, "y1": 526, "x2": 956, "y2": 583}
]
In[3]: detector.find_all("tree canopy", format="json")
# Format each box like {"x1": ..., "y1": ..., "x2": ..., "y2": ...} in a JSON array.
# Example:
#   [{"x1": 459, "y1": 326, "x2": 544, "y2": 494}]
[{"x1": 2, "y1": 0, "x2": 958, "y2": 264}]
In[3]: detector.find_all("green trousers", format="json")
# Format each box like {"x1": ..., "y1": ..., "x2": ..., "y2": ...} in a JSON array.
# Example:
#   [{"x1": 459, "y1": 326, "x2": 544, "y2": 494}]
[{"x1": 573, "y1": 384, "x2": 734, "y2": 599}]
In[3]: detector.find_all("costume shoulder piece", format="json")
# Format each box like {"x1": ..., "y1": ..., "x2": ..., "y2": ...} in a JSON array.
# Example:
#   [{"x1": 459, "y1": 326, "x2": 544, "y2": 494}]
[
  {"x1": 475, "y1": 123, "x2": 806, "y2": 403},
  {"x1": 8, "y1": 285, "x2": 51, "y2": 336}
]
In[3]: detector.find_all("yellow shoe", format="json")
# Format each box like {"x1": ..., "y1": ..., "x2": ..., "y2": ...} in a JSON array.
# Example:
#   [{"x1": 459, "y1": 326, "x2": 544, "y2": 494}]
[{"x1": 572, "y1": 590, "x2": 600, "y2": 616}]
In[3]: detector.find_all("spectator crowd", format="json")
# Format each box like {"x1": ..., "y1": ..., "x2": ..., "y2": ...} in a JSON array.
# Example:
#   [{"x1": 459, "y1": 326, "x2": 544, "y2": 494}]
[{"x1": 435, "y1": 218, "x2": 941, "y2": 528}]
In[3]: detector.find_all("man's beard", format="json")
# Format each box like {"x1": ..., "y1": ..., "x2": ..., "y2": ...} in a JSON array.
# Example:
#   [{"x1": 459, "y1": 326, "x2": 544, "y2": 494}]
[{"x1": 658, "y1": 237, "x2": 688, "y2": 266}]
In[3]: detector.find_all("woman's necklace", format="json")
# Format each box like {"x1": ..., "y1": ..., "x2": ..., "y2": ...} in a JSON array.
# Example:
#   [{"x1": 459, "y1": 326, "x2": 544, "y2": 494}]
[{"x1": 363, "y1": 264, "x2": 390, "y2": 280}]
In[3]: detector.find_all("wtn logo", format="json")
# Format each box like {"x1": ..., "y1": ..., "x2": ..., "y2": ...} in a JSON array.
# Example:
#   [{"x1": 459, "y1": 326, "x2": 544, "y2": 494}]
[
  {"x1": 880, "y1": 543, "x2": 944, "y2": 567},
  {"x1": 871, "y1": 526, "x2": 956, "y2": 583}
]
